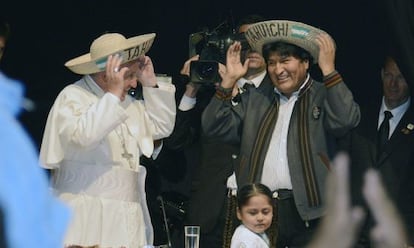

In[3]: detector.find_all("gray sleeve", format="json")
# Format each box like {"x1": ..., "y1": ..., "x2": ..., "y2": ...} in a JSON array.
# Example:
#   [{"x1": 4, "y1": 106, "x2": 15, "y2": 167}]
[
  {"x1": 323, "y1": 75, "x2": 361, "y2": 137},
  {"x1": 201, "y1": 94, "x2": 244, "y2": 144}
]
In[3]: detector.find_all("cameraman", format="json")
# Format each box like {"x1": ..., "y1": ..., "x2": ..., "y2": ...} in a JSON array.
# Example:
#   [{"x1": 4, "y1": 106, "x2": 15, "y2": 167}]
[{"x1": 172, "y1": 14, "x2": 271, "y2": 248}]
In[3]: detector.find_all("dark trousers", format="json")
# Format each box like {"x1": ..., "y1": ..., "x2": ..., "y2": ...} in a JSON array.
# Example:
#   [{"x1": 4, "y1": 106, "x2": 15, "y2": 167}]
[
  {"x1": 275, "y1": 191, "x2": 319, "y2": 248},
  {"x1": 198, "y1": 193, "x2": 227, "y2": 248},
  {"x1": 173, "y1": 197, "x2": 227, "y2": 248}
]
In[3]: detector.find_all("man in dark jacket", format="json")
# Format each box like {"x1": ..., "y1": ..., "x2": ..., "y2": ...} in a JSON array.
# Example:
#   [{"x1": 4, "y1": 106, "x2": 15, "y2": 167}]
[
  {"x1": 339, "y1": 56, "x2": 414, "y2": 247},
  {"x1": 202, "y1": 20, "x2": 360, "y2": 247}
]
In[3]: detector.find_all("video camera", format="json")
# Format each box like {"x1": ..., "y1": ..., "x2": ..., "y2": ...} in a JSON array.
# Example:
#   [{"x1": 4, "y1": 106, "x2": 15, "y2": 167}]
[{"x1": 189, "y1": 21, "x2": 249, "y2": 85}]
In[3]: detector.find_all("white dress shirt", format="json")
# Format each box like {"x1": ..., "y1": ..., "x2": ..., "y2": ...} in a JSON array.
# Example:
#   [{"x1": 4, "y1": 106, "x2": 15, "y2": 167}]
[
  {"x1": 261, "y1": 74, "x2": 310, "y2": 191},
  {"x1": 378, "y1": 97, "x2": 410, "y2": 138}
]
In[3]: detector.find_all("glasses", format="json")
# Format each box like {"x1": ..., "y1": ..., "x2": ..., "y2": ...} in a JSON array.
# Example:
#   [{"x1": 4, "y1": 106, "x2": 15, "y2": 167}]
[{"x1": 383, "y1": 72, "x2": 406, "y2": 84}]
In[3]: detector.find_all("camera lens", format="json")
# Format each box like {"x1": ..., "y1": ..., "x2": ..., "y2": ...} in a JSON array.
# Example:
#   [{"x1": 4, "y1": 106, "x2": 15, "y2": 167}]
[
  {"x1": 197, "y1": 63, "x2": 215, "y2": 80},
  {"x1": 190, "y1": 60, "x2": 220, "y2": 84}
]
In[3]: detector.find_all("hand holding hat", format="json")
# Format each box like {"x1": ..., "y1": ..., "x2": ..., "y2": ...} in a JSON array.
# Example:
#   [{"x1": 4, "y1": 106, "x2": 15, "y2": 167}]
[
  {"x1": 136, "y1": 56, "x2": 157, "y2": 87},
  {"x1": 104, "y1": 53, "x2": 127, "y2": 99},
  {"x1": 315, "y1": 34, "x2": 336, "y2": 76}
]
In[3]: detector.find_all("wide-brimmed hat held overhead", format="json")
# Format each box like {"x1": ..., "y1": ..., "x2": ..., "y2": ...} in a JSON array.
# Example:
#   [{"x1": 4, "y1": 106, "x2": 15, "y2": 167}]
[
  {"x1": 65, "y1": 33, "x2": 156, "y2": 74},
  {"x1": 245, "y1": 20, "x2": 330, "y2": 63}
]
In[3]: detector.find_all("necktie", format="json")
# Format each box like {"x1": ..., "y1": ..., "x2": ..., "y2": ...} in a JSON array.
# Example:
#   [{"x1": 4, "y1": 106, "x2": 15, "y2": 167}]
[
  {"x1": 235, "y1": 82, "x2": 254, "y2": 99},
  {"x1": 377, "y1": 110, "x2": 393, "y2": 151},
  {"x1": 243, "y1": 81, "x2": 254, "y2": 91}
]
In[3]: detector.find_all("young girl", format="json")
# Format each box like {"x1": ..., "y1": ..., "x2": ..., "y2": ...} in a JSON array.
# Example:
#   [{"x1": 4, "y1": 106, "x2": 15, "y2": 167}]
[{"x1": 231, "y1": 183, "x2": 274, "y2": 248}]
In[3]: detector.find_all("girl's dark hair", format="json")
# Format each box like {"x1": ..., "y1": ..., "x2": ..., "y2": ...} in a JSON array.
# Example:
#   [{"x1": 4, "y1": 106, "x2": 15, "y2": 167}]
[
  {"x1": 222, "y1": 194, "x2": 237, "y2": 248},
  {"x1": 234, "y1": 183, "x2": 278, "y2": 247},
  {"x1": 237, "y1": 183, "x2": 273, "y2": 209},
  {"x1": 262, "y1": 41, "x2": 313, "y2": 65}
]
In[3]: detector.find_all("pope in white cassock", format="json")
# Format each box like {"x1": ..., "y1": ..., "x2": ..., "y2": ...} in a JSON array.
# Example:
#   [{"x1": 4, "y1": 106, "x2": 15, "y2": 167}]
[{"x1": 39, "y1": 32, "x2": 176, "y2": 248}]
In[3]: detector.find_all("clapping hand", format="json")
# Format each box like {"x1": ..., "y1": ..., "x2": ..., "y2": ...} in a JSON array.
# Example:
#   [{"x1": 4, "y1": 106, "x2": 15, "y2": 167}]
[
  {"x1": 219, "y1": 41, "x2": 249, "y2": 89},
  {"x1": 307, "y1": 152, "x2": 409, "y2": 248},
  {"x1": 363, "y1": 169, "x2": 408, "y2": 248}
]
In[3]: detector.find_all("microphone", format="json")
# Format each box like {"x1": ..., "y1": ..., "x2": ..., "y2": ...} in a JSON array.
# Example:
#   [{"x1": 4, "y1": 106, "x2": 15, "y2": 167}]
[{"x1": 157, "y1": 195, "x2": 172, "y2": 248}]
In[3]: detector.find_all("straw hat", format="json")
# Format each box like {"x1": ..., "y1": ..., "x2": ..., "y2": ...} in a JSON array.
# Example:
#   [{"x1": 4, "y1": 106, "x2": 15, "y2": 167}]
[
  {"x1": 245, "y1": 20, "x2": 329, "y2": 63},
  {"x1": 65, "y1": 33, "x2": 156, "y2": 74}
]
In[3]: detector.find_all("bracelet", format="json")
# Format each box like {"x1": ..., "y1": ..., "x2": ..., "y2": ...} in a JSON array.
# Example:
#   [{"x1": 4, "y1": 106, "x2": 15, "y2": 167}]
[{"x1": 215, "y1": 86, "x2": 233, "y2": 100}]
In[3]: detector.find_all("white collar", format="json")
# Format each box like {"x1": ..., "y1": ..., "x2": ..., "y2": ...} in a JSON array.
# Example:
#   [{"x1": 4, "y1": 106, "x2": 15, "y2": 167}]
[
  {"x1": 380, "y1": 96, "x2": 410, "y2": 119},
  {"x1": 237, "y1": 70, "x2": 267, "y2": 88},
  {"x1": 84, "y1": 75, "x2": 105, "y2": 98}
]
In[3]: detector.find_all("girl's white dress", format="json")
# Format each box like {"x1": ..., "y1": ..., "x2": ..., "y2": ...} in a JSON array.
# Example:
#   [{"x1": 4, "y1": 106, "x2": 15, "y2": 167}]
[{"x1": 231, "y1": 224, "x2": 270, "y2": 248}]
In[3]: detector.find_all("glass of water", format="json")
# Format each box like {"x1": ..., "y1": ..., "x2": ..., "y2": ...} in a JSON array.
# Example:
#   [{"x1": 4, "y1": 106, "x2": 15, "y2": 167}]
[{"x1": 184, "y1": 225, "x2": 200, "y2": 248}]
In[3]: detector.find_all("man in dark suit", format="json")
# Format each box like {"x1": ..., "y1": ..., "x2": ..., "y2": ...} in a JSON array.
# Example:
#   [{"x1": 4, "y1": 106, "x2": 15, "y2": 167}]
[
  {"x1": 175, "y1": 15, "x2": 270, "y2": 248},
  {"x1": 339, "y1": 56, "x2": 414, "y2": 247}
]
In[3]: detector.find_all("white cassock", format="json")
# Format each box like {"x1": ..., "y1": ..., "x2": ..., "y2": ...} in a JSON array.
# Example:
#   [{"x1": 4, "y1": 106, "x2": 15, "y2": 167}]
[{"x1": 40, "y1": 75, "x2": 176, "y2": 248}]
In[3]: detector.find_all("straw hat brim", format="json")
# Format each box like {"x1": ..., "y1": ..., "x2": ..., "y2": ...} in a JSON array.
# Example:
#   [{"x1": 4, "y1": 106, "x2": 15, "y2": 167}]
[
  {"x1": 245, "y1": 20, "x2": 329, "y2": 63},
  {"x1": 65, "y1": 33, "x2": 156, "y2": 75}
]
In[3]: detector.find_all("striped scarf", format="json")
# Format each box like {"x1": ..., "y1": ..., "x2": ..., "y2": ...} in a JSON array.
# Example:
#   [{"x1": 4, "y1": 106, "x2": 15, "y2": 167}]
[{"x1": 248, "y1": 78, "x2": 321, "y2": 207}]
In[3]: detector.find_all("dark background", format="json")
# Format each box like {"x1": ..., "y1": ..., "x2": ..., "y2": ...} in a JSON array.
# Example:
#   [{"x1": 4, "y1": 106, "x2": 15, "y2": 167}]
[{"x1": 0, "y1": 0, "x2": 408, "y2": 148}]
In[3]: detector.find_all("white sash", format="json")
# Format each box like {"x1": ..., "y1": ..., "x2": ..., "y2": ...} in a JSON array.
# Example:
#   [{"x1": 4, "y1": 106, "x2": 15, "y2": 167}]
[{"x1": 52, "y1": 160, "x2": 142, "y2": 202}]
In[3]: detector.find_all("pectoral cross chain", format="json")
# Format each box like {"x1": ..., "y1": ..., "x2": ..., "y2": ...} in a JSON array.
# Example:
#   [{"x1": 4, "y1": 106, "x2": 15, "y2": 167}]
[
  {"x1": 122, "y1": 151, "x2": 133, "y2": 160},
  {"x1": 116, "y1": 124, "x2": 135, "y2": 169}
]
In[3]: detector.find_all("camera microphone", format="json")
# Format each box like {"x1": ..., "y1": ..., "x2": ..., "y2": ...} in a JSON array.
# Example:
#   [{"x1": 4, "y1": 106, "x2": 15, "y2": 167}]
[{"x1": 157, "y1": 196, "x2": 172, "y2": 248}]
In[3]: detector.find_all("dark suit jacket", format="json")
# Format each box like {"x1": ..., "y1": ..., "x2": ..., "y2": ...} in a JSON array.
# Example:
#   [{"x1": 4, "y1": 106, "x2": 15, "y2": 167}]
[
  {"x1": 186, "y1": 75, "x2": 273, "y2": 233},
  {"x1": 185, "y1": 137, "x2": 238, "y2": 232},
  {"x1": 157, "y1": 83, "x2": 234, "y2": 234},
  {"x1": 339, "y1": 100, "x2": 414, "y2": 244}
]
